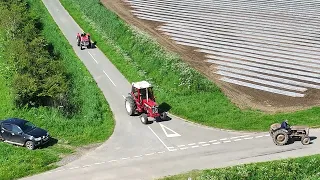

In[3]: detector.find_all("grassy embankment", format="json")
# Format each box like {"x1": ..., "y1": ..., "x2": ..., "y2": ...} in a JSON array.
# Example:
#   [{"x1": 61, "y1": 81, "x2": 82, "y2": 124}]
[
  {"x1": 0, "y1": 0, "x2": 114, "y2": 179},
  {"x1": 60, "y1": 0, "x2": 320, "y2": 131},
  {"x1": 159, "y1": 154, "x2": 320, "y2": 180}
]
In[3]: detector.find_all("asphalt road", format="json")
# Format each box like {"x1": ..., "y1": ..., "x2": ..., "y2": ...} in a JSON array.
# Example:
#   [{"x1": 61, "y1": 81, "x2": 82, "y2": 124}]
[{"x1": 21, "y1": 0, "x2": 320, "y2": 179}]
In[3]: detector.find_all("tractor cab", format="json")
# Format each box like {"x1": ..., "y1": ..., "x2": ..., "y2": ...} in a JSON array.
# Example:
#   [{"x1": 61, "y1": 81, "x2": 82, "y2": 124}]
[{"x1": 125, "y1": 81, "x2": 167, "y2": 124}]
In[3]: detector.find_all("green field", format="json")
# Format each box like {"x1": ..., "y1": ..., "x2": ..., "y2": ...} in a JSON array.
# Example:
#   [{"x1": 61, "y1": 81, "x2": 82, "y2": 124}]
[
  {"x1": 59, "y1": 0, "x2": 320, "y2": 131},
  {"x1": 159, "y1": 154, "x2": 320, "y2": 180},
  {"x1": 0, "y1": 0, "x2": 114, "y2": 179}
]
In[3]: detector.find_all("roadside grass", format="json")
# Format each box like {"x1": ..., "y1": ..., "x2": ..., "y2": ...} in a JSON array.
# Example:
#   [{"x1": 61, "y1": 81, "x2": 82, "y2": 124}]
[
  {"x1": 0, "y1": 0, "x2": 114, "y2": 179},
  {"x1": 60, "y1": 0, "x2": 320, "y2": 131},
  {"x1": 158, "y1": 154, "x2": 320, "y2": 180}
]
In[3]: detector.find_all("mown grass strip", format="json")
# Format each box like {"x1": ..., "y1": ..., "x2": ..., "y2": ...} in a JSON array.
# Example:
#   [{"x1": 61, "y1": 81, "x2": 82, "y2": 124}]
[
  {"x1": 0, "y1": 0, "x2": 114, "y2": 179},
  {"x1": 158, "y1": 154, "x2": 320, "y2": 180},
  {"x1": 60, "y1": 0, "x2": 320, "y2": 131}
]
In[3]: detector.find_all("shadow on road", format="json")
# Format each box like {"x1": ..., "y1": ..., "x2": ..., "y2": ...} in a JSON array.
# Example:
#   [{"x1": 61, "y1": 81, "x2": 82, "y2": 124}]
[{"x1": 287, "y1": 136, "x2": 317, "y2": 145}]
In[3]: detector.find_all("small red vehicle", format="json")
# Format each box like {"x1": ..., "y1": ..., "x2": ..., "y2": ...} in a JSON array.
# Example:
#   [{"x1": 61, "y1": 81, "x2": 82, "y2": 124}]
[
  {"x1": 125, "y1": 81, "x2": 168, "y2": 124},
  {"x1": 76, "y1": 32, "x2": 92, "y2": 50}
]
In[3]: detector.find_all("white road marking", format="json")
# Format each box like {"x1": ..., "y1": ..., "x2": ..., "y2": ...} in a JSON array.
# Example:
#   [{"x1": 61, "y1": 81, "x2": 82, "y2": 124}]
[
  {"x1": 82, "y1": 165, "x2": 91, "y2": 168},
  {"x1": 88, "y1": 52, "x2": 98, "y2": 64},
  {"x1": 233, "y1": 139, "x2": 242, "y2": 141},
  {"x1": 69, "y1": 167, "x2": 80, "y2": 170},
  {"x1": 103, "y1": 70, "x2": 116, "y2": 86},
  {"x1": 180, "y1": 147, "x2": 188, "y2": 150},
  {"x1": 188, "y1": 143, "x2": 196, "y2": 146},
  {"x1": 265, "y1": 134, "x2": 270, "y2": 136},
  {"x1": 122, "y1": 95, "x2": 126, "y2": 99},
  {"x1": 192, "y1": 145, "x2": 199, "y2": 148},
  {"x1": 220, "y1": 138, "x2": 228, "y2": 140},
  {"x1": 177, "y1": 145, "x2": 186, "y2": 147},
  {"x1": 145, "y1": 153, "x2": 155, "y2": 156},
  {"x1": 94, "y1": 162, "x2": 105, "y2": 165},
  {"x1": 157, "y1": 151, "x2": 165, "y2": 154},
  {"x1": 108, "y1": 160, "x2": 117, "y2": 162},
  {"x1": 212, "y1": 142, "x2": 221, "y2": 145},
  {"x1": 198, "y1": 142, "x2": 206, "y2": 144},
  {"x1": 230, "y1": 135, "x2": 250, "y2": 139},
  {"x1": 255, "y1": 135, "x2": 263, "y2": 138},
  {"x1": 209, "y1": 140, "x2": 217, "y2": 143},
  {"x1": 159, "y1": 123, "x2": 181, "y2": 137},
  {"x1": 244, "y1": 137, "x2": 254, "y2": 140},
  {"x1": 148, "y1": 126, "x2": 172, "y2": 151},
  {"x1": 223, "y1": 140, "x2": 231, "y2": 143},
  {"x1": 170, "y1": 149, "x2": 178, "y2": 151},
  {"x1": 134, "y1": 155, "x2": 143, "y2": 158},
  {"x1": 202, "y1": 144, "x2": 210, "y2": 146},
  {"x1": 121, "y1": 157, "x2": 130, "y2": 160}
]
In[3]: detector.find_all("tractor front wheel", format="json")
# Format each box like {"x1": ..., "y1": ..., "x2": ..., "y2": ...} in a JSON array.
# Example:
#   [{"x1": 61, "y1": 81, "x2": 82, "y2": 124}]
[
  {"x1": 140, "y1": 113, "x2": 148, "y2": 124},
  {"x1": 125, "y1": 96, "x2": 136, "y2": 116},
  {"x1": 160, "y1": 112, "x2": 167, "y2": 120},
  {"x1": 301, "y1": 135, "x2": 310, "y2": 145},
  {"x1": 272, "y1": 129, "x2": 289, "y2": 146}
]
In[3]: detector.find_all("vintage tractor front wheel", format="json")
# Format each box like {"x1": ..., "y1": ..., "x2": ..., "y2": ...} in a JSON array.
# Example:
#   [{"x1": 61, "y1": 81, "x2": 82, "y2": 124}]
[
  {"x1": 272, "y1": 129, "x2": 289, "y2": 146},
  {"x1": 125, "y1": 96, "x2": 136, "y2": 116},
  {"x1": 301, "y1": 135, "x2": 310, "y2": 145},
  {"x1": 140, "y1": 113, "x2": 148, "y2": 124}
]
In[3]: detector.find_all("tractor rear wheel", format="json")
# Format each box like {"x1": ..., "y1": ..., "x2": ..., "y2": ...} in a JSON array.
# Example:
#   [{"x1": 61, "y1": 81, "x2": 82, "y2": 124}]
[
  {"x1": 125, "y1": 96, "x2": 136, "y2": 116},
  {"x1": 140, "y1": 113, "x2": 148, "y2": 124},
  {"x1": 272, "y1": 129, "x2": 289, "y2": 146},
  {"x1": 301, "y1": 135, "x2": 310, "y2": 145}
]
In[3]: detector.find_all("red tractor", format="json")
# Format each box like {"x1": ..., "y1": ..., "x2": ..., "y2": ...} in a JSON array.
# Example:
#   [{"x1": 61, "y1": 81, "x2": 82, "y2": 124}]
[
  {"x1": 125, "y1": 81, "x2": 168, "y2": 124},
  {"x1": 76, "y1": 32, "x2": 92, "y2": 50}
]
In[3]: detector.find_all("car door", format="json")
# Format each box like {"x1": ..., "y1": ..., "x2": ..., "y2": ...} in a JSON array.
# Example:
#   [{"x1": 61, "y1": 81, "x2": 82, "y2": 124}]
[
  {"x1": 1, "y1": 123, "x2": 13, "y2": 141},
  {"x1": 11, "y1": 125, "x2": 24, "y2": 145}
]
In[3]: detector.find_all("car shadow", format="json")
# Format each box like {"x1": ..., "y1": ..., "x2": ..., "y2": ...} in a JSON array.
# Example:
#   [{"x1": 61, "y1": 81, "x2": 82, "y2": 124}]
[
  {"x1": 38, "y1": 137, "x2": 58, "y2": 149},
  {"x1": 287, "y1": 136, "x2": 317, "y2": 145}
]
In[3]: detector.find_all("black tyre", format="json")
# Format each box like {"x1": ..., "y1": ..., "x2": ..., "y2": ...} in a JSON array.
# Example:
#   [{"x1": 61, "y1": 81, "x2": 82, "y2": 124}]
[
  {"x1": 125, "y1": 96, "x2": 136, "y2": 116},
  {"x1": 160, "y1": 112, "x2": 167, "y2": 120},
  {"x1": 80, "y1": 44, "x2": 83, "y2": 50},
  {"x1": 272, "y1": 129, "x2": 289, "y2": 146},
  {"x1": 301, "y1": 135, "x2": 310, "y2": 145},
  {"x1": 25, "y1": 141, "x2": 35, "y2": 150},
  {"x1": 140, "y1": 113, "x2": 148, "y2": 124},
  {"x1": 77, "y1": 37, "x2": 80, "y2": 46}
]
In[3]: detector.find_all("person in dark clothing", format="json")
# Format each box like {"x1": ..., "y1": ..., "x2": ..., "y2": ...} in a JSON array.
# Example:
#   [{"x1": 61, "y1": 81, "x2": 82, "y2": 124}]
[{"x1": 281, "y1": 119, "x2": 290, "y2": 130}]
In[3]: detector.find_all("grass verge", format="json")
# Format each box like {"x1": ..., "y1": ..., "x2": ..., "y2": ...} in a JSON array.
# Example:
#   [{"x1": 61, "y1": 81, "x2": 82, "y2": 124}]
[
  {"x1": 59, "y1": 0, "x2": 320, "y2": 131},
  {"x1": 158, "y1": 154, "x2": 320, "y2": 180},
  {"x1": 0, "y1": 0, "x2": 114, "y2": 179}
]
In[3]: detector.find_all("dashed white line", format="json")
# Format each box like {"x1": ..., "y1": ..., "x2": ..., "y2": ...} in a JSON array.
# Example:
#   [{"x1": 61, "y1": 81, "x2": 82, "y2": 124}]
[
  {"x1": 82, "y1": 165, "x2": 91, "y2": 168},
  {"x1": 188, "y1": 143, "x2": 196, "y2": 146},
  {"x1": 94, "y1": 162, "x2": 105, "y2": 165},
  {"x1": 233, "y1": 139, "x2": 242, "y2": 141},
  {"x1": 230, "y1": 135, "x2": 250, "y2": 139},
  {"x1": 209, "y1": 140, "x2": 217, "y2": 143},
  {"x1": 212, "y1": 142, "x2": 221, "y2": 145},
  {"x1": 198, "y1": 142, "x2": 206, "y2": 144},
  {"x1": 244, "y1": 137, "x2": 254, "y2": 140},
  {"x1": 177, "y1": 145, "x2": 186, "y2": 147},
  {"x1": 265, "y1": 134, "x2": 270, "y2": 137},
  {"x1": 255, "y1": 135, "x2": 263, "y2": 138},
  {"x1": 192, "y1": 145, "x2": 199, "y2": 148},
  {"x1": 157, "y1": 151, "x2": 165, "y2": 154},
  {"x1": 145, "y1": 153, "x2": 155, "y2": 156},
  {"x1": 170, "y1": 149, "x2": 178, "y2": 151},
  {"x1": 69, "y1": 167, "x2": 80, "y2": 170},
  {"x1": 88, "y1": 52, "x2": 98, "y2": 64},
  {"x1": 122, "y1": 157, "x2": 130, "y2": 160},
  {"x1": 134, "y1": 155, "x2": 143, "y2": 158},
  {"x1": 108, "y1": 160, "x2": 117, "y2": 162},
  {"x1": 103, "y1": 70, "x2": 116, "y2": 86},
  {"x1": 202, "y1": 144, "x2": 210, "y2": 146},
  {"x1": 223, "y1": 140, "x2": 231, "y2": 143},
  {"x1": 220, "y1": 138, "x2": 228, "y2": 140},
  {"x1": 180, "y1": 147, "x2": 188, "y2": 150}
]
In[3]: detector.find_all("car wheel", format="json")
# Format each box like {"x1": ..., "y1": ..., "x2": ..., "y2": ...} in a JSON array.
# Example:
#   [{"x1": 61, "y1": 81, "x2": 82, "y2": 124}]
[{"x1": 25, "y1": 141, "x2": 35, "y2": 150}]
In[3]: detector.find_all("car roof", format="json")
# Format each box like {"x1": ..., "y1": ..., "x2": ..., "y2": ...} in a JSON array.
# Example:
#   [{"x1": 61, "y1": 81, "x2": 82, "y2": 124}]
[{"x1": 2, "y1": 118, "x2": 29, "y2": 126}]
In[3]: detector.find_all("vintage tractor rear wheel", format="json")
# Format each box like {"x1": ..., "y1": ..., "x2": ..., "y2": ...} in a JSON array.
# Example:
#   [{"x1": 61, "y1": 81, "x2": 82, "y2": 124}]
[
  {"x1": 272, "y1": 129, "x2": 289, "y2": 146},
  {"x1": 301, "y1": 135, "x2": 310, "y2": 145},
  {"x1": 140, "y1": 113, "x2": 148, "y2": 124},
  {"x1": 125, "y1": 96, "x2": 136, "y2": 116}
]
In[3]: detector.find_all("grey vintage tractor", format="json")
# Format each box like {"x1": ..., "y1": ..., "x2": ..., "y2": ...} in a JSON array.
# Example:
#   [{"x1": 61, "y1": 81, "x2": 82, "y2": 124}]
[{"x1": 269, "y1": 123, "x2": 310, "y2": 146}]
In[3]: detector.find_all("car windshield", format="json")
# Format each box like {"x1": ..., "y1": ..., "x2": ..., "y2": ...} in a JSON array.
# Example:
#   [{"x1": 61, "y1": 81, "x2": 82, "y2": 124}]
[{"x1": 20, "y1": 121, "x2": 35, "y2": 132}]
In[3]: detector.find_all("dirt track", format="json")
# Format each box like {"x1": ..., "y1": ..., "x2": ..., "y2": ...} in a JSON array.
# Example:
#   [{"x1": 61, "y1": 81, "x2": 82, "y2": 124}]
[{"x1": 100, "y1": 0, "x2": 320, "y2": 113}]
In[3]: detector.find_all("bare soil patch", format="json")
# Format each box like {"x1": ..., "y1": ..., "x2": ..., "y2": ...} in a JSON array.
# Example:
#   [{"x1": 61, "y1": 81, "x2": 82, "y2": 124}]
[{"x1": 100, "y1": 0, "x2": 320, "y2": 113}]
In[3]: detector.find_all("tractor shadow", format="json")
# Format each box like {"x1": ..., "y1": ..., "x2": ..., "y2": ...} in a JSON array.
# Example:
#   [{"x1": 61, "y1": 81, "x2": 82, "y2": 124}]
[
  {"x1": 90, "y1": 41, "x2": 98, "y2": 49},
  {"x1": 287, "y1": 136, "x2": 317, "y2": 145}
]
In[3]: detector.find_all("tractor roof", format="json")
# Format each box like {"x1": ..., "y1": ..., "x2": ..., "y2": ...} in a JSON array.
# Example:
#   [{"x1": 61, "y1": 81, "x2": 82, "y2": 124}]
[{"x1": 132, "y1": 81, "x2": 152, "y2": 89}]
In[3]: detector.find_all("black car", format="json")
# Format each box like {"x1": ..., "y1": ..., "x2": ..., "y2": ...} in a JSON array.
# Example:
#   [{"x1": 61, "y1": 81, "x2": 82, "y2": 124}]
[{"x1": 0, "y1": 118, "x2": 50, "y2": 150}]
